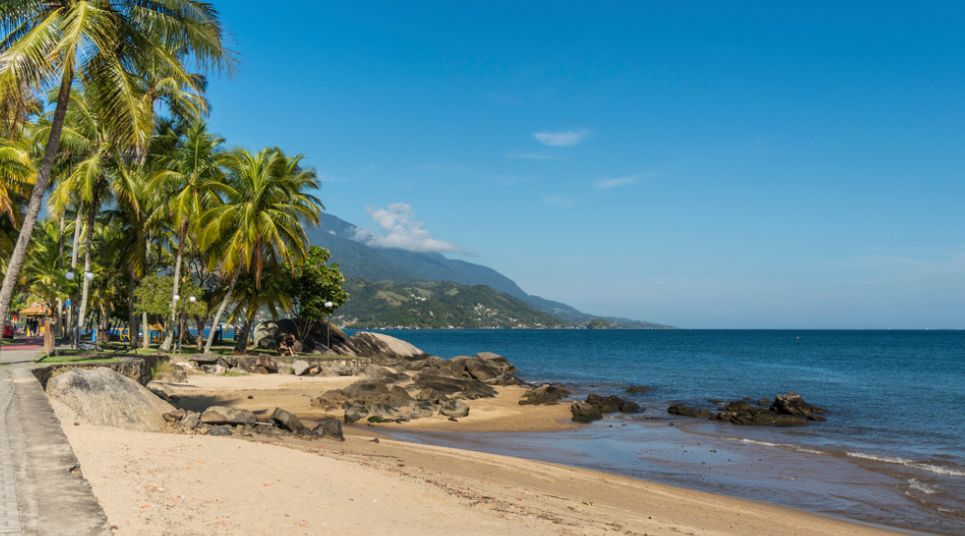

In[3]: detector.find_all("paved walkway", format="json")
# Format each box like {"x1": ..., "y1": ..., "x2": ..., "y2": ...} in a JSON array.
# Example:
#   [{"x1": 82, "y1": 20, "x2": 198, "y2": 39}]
[
  {"x1": 0, "y1": 370, "x2": 21, "y2": 536},
  {"x1": 0, "y1": 356, "x2": 110, "y2": 535}
]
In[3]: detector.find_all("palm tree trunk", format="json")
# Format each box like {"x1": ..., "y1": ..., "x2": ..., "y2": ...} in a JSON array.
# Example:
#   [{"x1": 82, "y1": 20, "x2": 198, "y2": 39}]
[
  {"x1": 160, "y1": 226, "x2": 187, "y2": 352},
  {"x1": 235, "y1": 307, "x2": 257, "y2": 354},
  {"x1": 204, "y1": 271, "x2": 239, "y2": 354},
  {"x1": 0, "y1": 69, "x2": 74, "y2": 323},
  {"x1": 142, "y1": 236, "x2": 152, "y2": 349},
  {"x1": 76, "y1": 191, "x2": 98, "y2": 345}
]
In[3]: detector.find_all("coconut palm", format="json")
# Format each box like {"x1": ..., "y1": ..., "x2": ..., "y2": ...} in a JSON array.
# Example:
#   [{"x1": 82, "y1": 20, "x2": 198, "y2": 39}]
[
  {"x1": 200, "y1": 148, "x2": 322, "y2": 353},
  {"x1": 0, "y1": 136, "x2": 34, "y2": 226},
  {"x1": 150, "y1": 121, "x2": 224, "y2": 351},
  {"x1": 0, "y1": 0, "x2": 231, "y2": 324}
]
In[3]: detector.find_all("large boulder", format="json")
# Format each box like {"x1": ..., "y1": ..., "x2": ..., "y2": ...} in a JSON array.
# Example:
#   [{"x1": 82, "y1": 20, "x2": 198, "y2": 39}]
[
  {"x1": 411, "y1": 371, "x2": 497, "y2": 399},
  {"x1": 46, "y1": 367, "x2": 175, "y2": 432},
  {"x1": 270, "y1": 407, "x2": 306, "y2": 433},
  {"x1": 312, "y1": 417, "x2": 344, "y2": 441},
  {"x1": 570, "y1": 401, "x2": 603, "y2": 423},
  {"x1": 519, "y1": 384, "x2": 570, "y2": 405},
  {"x1": 291, "y1": 360, "x2": 311, "y2": 376},
  {"x1": 200, "y1": 406, "x2": 257, "y2": 426},
  {"x1": 349, "y1": 332, "x2": 428, "y2": 362}
]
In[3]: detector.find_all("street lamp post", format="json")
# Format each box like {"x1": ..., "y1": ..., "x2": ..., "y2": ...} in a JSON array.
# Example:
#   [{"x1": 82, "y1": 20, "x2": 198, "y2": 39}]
[
  {"x1": 83, "y1": 271, "x2": 94, "y2": 343},
  {"x1": 65, "y1": 271, "x2": 75, "y2": 348},
  {"x1": 324, "y1": 301, "x2": 334, "y2": 350}
]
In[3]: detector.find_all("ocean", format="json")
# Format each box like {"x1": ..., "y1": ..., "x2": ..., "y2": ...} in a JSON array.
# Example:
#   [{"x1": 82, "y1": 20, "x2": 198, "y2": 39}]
[{"x1": 375, "y1": 329, "x2": 965, "y2": 534}]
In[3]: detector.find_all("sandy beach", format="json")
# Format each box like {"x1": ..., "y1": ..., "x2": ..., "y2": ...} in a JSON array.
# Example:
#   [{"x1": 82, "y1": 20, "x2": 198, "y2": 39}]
[
  {"x1": 55, "y1": 373, "x2": 895, "y2": 536},
  {"x1": 60, "y1": 421, "x2": 893, "y2": 536}
]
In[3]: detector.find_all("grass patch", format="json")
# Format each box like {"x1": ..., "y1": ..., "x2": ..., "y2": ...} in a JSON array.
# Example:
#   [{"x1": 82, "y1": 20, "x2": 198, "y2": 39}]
[{"x1": 39, "y1": 355, "x2": 122, "y2": 365}]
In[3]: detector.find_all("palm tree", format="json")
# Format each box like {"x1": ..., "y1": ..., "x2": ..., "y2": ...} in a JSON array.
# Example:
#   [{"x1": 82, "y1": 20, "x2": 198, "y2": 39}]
[
  {"x1": 0, "y1": 0, "x2": 231, "y2": 324},
  {"x1": 150, "y1": 121, "x2": 224, "y2": 351},
  {"x1": 200, "y1": 148, "x2": 322, "y2": 353},
  {"x1": 0, "y1": 136, "x2": 34, "y2": 226}
]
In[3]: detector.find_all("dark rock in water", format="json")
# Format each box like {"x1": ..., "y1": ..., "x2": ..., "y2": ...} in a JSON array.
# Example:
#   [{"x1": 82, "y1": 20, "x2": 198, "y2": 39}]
[
  {"x1": 519, "y1": 384, "x2": 570, "y2": 405},
  {"x1": 571, "y1": 401, "x2": 603, "y2": 423},
  {"x1": 713, "y1": 393, "x2": 827, "y2": 426},
  {"x1": 667, "y1": 404, "x2": 712, "y2": 419},
  {"x1": 270, "y1": 407, "x2": 305, "y2": 433},
  {"x1": 439, "y1": 399, "x2": 470, "y2": 418},
  {"x1": 619, "y1": 400, "x2": 642, "y2": 414},
  {"x1": 586, "y1": 394, "x2": 624, "y2": 414},
  {"x1": 770, "y1": 392, "x2": 825, "y2": 421},
  {"x1": 200, "y1": 406, "x2": 257, "y2": 426},
  {"x1": 626, "y1": 385, "x2": 652, "y2": 394},
  {"x1": 312, "y1": 417, "x2": 344, "y2": 441}
]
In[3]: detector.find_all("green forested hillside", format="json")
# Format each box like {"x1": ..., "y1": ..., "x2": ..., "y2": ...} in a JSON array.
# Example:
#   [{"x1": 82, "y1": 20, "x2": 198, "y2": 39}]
[{"x1": 332, "y1": 279, "x2": 565, "y2": 328}]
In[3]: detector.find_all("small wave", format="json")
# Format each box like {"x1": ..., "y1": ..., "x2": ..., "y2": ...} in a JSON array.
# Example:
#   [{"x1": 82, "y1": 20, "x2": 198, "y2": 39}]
[
  {"x1": 845, "y1": 452, "x2": 965, "y2": 477},
  {"x1": 906, "y1": 479, "x2": 939, "y2": 495},
  {"x1": 735, "y1": 438, "x2": 824, "y2": 455}
]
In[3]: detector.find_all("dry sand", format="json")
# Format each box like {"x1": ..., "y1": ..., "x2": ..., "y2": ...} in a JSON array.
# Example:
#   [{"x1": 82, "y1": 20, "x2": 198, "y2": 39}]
[
  {"x1": 61, "y1": 423, "x2": 893, "y2": 536},
  {"x1": 58, "y1": 374, "x2": 896, "y2": 535}
]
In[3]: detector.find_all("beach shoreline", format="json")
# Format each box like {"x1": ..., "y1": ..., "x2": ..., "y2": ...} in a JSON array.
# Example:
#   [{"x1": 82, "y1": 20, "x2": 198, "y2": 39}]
[
  {"x1": 57, "y1": 412, "x2": 896, "y2": 536},
  {"x1": 100, "y1": 375, "x2": 912, "y2": 534}
]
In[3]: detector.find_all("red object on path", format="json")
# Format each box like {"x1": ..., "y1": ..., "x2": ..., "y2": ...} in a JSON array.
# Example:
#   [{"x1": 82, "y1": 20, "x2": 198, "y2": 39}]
[{"x1": 2, "y1": 337, "x2": 43, "y2": 350}]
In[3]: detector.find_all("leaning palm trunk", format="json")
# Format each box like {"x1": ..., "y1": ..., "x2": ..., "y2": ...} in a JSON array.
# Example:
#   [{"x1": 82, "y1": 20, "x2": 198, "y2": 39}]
[
  {"x1": 75, "y1": 192, "x2": 98, "y2": 345},
  {"x1": 160, "y1": 228, "x2": 187, "y2": 352},
  {"x1": 203, "y1": 272, "x2": 239, "y2": 354},
  {"x1": 0, "y1": 71, "x2": 73, "y2": 323}
]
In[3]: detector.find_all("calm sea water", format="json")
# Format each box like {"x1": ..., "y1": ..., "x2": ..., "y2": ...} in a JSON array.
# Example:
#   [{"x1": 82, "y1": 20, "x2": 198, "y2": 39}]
[{"x1": 376, "y1": 329, "x2": 965, "y2": 533}]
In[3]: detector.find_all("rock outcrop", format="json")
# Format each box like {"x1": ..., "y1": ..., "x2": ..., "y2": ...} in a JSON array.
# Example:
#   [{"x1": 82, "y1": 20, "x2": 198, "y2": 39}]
[
  {"x1": 518, "y1": 384, "x2": 570, "y2": 405},
  {"x1": 46, "y1": 367, "x2": 175, "y2": 432},
  {"x1": 667, "y1": 393, "x2": 825, "y2": 426}
]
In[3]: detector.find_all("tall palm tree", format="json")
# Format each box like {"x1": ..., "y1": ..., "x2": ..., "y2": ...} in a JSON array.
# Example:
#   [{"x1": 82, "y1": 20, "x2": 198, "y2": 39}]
[
  {"x1": 150, "y1": 121, "x2": 223, "y2": 351},
  {"x1": 200, "y1": 148, "x2": 322, "y2": 353},
  {"x1": 0, "y1": 0, "x2": 231, "y2": 324}
]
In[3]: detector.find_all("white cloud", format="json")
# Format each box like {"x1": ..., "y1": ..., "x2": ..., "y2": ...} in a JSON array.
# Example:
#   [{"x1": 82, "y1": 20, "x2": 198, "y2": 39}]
[
  {"x1": 533, "y1": 129, "x2": 590, "y2": 147},
  {"x1": 355, "y1": 203, "x2": 458, "y2": 253},
  {"x1": 593, "y1": 173, "x2": 654, "y2": 190},
  {"x1": 542, "y1": 193, "x2": 575, "y2": 208}
]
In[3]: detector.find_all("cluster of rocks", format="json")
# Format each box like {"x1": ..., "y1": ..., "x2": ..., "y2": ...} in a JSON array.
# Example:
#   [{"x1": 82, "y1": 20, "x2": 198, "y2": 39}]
[
  {"x1": 311, "y1": 351, "x2": 518, "y2": 424},
  {"x1": 162, "y1": 405, "x2": 344, "y2": 440},
  {"x1": 571, "y1": 393, "x2": 642, "y2": 423},
  {"x1": 668, "y1": 392, "x2": 825, "y2": 426},
  {"x1": 516, "y1": 384, "x2": 642, "y2": 423}
]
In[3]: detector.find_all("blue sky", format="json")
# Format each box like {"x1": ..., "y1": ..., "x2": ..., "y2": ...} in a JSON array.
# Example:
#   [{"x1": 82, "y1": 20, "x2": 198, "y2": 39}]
[{"x1": 206, "y1": 1, "x2": 965, "y2": 329}]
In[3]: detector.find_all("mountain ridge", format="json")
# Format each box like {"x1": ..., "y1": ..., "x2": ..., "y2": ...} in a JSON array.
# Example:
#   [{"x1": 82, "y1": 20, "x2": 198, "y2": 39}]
[{"x1": 308, "y1": 213, "x2": 671, "y2": 329}]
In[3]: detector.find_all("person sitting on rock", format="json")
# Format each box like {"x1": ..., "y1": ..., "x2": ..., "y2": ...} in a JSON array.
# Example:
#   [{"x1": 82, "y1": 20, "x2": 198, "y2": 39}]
[{"x1": 278, "y1": 333, "x2": 297, "y2": 357}]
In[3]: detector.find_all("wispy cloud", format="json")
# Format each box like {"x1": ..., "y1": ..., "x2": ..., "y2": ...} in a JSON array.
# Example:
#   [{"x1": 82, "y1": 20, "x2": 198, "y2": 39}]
[
  {"x1": 593, "y1": 173, "x2": 655, "y2": 190},
  {"x1": 354, "y1": 203, "x2": 458, "y2": 253},
  {"x1": 542, "y1": 193, "x2": 575, "y2": 208},
  {"x1": 533, "y1": 129, "x2": 591, "y2": 147}
]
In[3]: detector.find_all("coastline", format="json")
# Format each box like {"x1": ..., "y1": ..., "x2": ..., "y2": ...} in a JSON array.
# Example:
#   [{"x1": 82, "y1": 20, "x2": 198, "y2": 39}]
[
  {"x1": 58, "y1": 416, "x2": 895, "y2": 535},
  {"x1": 126, "y1": 373, "x2": 913, "y2": 534}
]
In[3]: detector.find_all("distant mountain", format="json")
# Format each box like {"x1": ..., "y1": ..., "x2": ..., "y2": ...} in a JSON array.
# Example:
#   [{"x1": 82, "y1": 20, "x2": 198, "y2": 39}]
[
  {"x1": 333, "y1": 279, "x2": 564, "y2": 329},
  {"x1": 308, "y1": 213, "x2": 671, "y2": 329}
]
